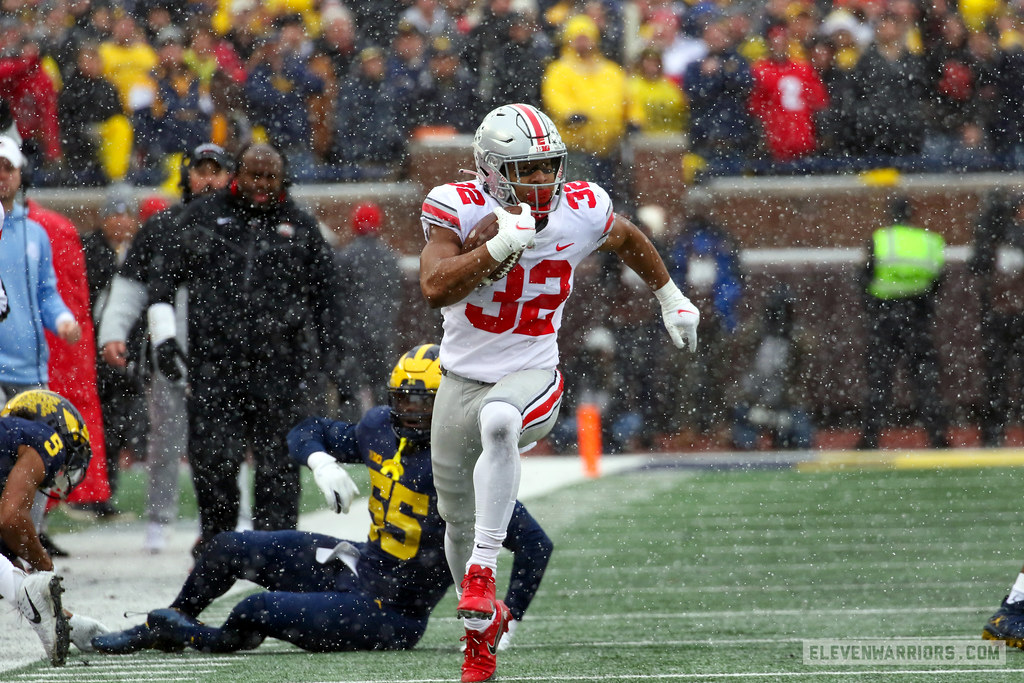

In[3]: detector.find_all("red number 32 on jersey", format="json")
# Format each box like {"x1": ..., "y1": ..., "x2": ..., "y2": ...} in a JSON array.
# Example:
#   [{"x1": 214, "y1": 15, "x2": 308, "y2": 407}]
[{"x1": 466, "y1": 260, "x2": 571, "y2": 336}]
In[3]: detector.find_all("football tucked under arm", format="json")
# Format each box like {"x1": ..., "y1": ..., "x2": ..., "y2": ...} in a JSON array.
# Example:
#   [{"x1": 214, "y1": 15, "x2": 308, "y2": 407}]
[{"x1": 461, "y1": 205, "x2": 530, "y2": 285}]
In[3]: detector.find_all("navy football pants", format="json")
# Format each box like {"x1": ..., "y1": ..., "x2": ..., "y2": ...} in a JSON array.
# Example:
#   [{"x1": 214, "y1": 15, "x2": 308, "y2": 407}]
[{"x1": 169, "y1": 530, "x2": 428, "y2": 652}]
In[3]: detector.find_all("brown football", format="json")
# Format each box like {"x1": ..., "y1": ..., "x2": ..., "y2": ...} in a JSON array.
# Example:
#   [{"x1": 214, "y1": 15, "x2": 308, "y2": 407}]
[{"x1": 462, "y1": 205, "x2": 524, "y2": 283}]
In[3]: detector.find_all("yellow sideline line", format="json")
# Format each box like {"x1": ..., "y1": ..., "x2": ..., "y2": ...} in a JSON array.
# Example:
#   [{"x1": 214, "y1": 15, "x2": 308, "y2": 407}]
[{"x1": 797, "y1": 449, "x2": 1024, "y2": 472}]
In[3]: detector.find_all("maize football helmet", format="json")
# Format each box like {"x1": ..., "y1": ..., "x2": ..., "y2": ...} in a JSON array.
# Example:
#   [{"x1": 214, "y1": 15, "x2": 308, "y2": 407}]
[
  {"x1": 2, "y1": 390, "x2": 92, "y2": 499},
  {"x1": 473, "y1": 103, "x2": 567, "y2": 215},
  {"x1": 388, "y1": 344, "x2": 441, "y2": 441}
]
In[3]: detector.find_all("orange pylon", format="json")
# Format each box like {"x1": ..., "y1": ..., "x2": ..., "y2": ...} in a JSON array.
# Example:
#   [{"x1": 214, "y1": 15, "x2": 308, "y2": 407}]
[{"x1": 577, "y1": 402, "x2": 602, "y2": 478}]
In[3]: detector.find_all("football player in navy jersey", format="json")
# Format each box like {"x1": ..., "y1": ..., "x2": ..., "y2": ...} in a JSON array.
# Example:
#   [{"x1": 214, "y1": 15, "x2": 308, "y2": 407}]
[
  {"x1": 93, "y1": 344, "x2": 553, "y2": 656},
  {"x1": 0, "y1": 389, "x2": 108, "y2": 665}
]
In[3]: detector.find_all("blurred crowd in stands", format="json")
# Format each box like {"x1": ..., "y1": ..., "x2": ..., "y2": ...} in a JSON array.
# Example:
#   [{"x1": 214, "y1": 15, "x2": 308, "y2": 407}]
[{"x1": 2, "y1": 0, "x2": 1024, "y2": 188}]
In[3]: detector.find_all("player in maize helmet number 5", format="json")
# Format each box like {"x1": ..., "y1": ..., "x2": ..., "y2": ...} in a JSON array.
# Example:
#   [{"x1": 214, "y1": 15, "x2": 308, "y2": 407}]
[
  {"x1": 418, "y1": 102, "x2": 700, "y2": 683},
  {"x1": 0, "y1": 390, "x2": 109, "y2": 666}
]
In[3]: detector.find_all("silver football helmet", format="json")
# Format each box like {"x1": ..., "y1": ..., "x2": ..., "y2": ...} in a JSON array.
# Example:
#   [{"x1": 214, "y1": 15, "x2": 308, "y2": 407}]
[{"x1": 472, "y1": 103, "x2": 567, "y2": 215}]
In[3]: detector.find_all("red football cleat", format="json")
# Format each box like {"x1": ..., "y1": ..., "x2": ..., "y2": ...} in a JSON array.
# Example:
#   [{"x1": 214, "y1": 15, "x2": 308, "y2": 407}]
[
  {"x1": 457, "y1": 564, "x2": 496, "y2": 619},
  {"x1": 461, "y1": 600, "x2": 511, "y2": 682}
]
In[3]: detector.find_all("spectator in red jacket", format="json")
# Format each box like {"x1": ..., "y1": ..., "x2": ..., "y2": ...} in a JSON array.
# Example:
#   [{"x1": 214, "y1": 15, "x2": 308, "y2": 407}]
[
  {"x1": 0, "y1": 21, "x2": 63, "y2": 166},
  {"x1": 748, "y1": 22, "x2": 829, "y2": 163},
  {"x1": 26, "y1": 199, "x2": 111, "y2": 510}
]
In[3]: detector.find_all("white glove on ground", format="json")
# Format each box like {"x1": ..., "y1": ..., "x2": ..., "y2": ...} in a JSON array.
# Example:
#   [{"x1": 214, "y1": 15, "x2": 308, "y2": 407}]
[
  {"x1": 486, "y1": 203, "x2": 536, "y2": 262},
  {"x1": 307, "y1": 451, "x2": 359, "y2": 514},
  {"x1": 654, "y1": 281, "x2": 700, "y2": 352},
  {"x1": 69, "y1": 614, "x2": 110, "y2": 652}
]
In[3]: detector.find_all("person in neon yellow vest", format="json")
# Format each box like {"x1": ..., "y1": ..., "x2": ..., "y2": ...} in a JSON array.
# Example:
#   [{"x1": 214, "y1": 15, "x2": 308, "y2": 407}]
[{"x1": 857, "y1": 196, "x2": 950, "y2": 450}]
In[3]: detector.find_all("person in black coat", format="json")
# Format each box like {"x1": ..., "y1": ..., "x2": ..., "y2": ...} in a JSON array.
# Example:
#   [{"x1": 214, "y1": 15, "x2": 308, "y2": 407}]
[
  {"x1": 847, "y1": 13, "x2": 925, "y2": 158},
  {"x1": 82, "y1": 187, "x2": 146, "y2": 505},
  {"x1": 971, "y1": 190, "x2": 1024, "y2": 445},
  {"x1": 331, "y1": 47, "x2": 408, "y2": 176},
  {"x1": 145, "y1": 143, "x2": 346, "y2": 557},
  {"x1": 57, "y1": 40, "x2": 121, "y2": 186},
  {"x1": 681, "y1": 19, "x2": 755, "y2": 164},
  {"x1": 413, "y1": 36, "x2": 478, "y2": 133},
  {"x1": 486, "y1": 12, "x2": 553, "y2": 114}
]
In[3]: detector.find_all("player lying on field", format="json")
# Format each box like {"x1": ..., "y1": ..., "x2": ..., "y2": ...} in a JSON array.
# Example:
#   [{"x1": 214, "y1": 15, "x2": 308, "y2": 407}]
[{"x1": 93, "y1": 345, "x2": 552, "y2": 663}]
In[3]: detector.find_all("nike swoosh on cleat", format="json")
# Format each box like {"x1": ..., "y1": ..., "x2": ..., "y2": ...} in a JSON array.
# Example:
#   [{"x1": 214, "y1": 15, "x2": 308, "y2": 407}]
[
  {"x1": 677, "y1": 308, "x2": 696, "y2": 315},
  {"x1": 555, "y1": 243, "x2": 574, "y2": 251},
  {"x1": 25, "y1": 594, "x2": 43, "y2": 624},
  {"x1": 486, "y1": 624, "x2": 504, "y2": 655}
]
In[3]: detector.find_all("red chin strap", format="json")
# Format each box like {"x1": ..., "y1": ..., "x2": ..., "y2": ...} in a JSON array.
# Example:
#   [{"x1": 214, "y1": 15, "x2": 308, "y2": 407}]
[{"x1": 531, "y1": 199, "x2": 551, "y2": 218}]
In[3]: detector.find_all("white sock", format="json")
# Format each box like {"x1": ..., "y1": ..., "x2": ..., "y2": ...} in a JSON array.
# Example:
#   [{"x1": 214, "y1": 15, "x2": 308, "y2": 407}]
[
  {"x1": 1008, "y1": 573, "x2": 1024, "y2": 604},
  {"x1": 464, "y1": 611, "x2": 498, "y2": 633},
  {"x1": 467, "y1": 531, "x2": 503, "y2": 573},
  {"x1": 0, "y1": 555, "x2": 25, "y2": 603}
]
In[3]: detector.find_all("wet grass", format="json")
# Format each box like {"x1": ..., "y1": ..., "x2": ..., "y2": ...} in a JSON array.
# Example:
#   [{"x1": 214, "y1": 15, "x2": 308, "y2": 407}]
[{"x1": 14, "y1": 463, "x2": 1024, "y2": 682}]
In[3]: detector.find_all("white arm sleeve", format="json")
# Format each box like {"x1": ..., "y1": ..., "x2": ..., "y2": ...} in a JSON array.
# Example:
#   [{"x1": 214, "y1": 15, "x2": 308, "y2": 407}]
[
  {"x1": 147, "y1": 302, "x2": 177, "y2": 346},
  {"x1": 97, "y1": 276, "x2": 148, "y2": 347}
]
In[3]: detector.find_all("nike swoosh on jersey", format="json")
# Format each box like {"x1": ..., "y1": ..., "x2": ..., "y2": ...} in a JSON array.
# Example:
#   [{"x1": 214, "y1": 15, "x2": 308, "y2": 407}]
[
  {"x1": 677, "y1": 308, "x2": 696, "y2": 315},
  {"x1": 515, "y1": 225, "x2": 533, "y2": 230},
  {"x1": 555, "y1": 243, "x2": 574, "y2": 251},
  {"x1": 25, "y1": 593, "x2": 43, "y2": 624}
]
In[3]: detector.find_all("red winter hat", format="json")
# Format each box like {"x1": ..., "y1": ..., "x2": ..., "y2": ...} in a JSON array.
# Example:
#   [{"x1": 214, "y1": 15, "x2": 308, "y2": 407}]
[
  {"x1": 351, "y1": 202, "x2": 382, "y2": 235},
  {"x1": 139, "y1": 195, "x2": 172, "y2": 222}
]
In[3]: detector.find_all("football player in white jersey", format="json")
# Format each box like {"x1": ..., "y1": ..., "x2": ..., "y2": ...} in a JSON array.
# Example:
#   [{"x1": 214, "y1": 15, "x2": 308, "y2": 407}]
[{"x1": 419, "y1": 102, "x2": 699, "y2": 683}]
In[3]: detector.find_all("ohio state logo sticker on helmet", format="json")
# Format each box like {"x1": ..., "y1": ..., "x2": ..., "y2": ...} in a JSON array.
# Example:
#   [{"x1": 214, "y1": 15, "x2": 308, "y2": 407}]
[{"x1": 510, "y1": 103, "x2": 550, "y2": 145}]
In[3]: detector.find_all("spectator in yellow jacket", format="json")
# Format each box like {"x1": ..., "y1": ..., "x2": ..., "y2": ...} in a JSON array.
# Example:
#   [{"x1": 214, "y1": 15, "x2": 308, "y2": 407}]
[
  {"x1": 98, "y1": 15, "x2": 158, "y2": 115},
  {"x1": 628, "y1": 47, "x2": 686, "y2": 135},
  {"x1": 542, "y1": 14, "x2": 641, "y2": 212}
]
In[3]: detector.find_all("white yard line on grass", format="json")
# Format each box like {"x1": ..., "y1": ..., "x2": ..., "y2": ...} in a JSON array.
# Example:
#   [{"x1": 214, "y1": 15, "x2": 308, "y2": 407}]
[{"x1": 511, "y1": 606, "x2": 990, "y2": 620}]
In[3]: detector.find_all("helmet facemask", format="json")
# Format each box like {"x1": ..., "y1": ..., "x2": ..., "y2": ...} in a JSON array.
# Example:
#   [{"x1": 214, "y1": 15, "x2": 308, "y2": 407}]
[
  {"x1": 388, "y1": 388, "x2": 435, "y2": 441},
  {"x1": 498, "y1": 154, "x2": 566, "y2": 216},
  {"x1": 46, "y1": 450, "x2": 89, "y2": 500}
]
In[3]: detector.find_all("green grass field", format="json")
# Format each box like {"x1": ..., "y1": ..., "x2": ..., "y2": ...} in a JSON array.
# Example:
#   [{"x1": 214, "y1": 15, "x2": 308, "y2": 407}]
[{"x1": 10, "y1": 461, "x2": 1024, "y2": 682}]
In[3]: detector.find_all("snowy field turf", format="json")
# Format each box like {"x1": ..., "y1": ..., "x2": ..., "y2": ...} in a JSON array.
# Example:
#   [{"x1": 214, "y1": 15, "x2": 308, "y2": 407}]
[{"x1": 3, "y1": 450, "x2": 1024, "y2": 682}]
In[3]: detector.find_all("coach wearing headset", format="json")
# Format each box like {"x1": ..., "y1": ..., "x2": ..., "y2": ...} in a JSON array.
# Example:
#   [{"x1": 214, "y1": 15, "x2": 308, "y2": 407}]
[
  {"x1": 144, "y1": 142, "x2": 346, "y2": 558},
  {"x1": 98, "y1": 142, "x2": 233, "y2": 553},
  {"x1": 0, "y1": 135, "x2": 81, "y2": 401}
]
